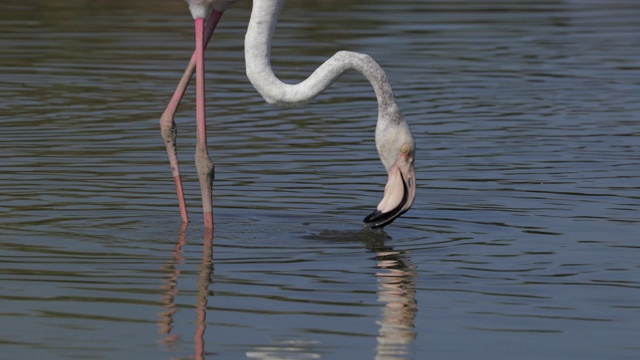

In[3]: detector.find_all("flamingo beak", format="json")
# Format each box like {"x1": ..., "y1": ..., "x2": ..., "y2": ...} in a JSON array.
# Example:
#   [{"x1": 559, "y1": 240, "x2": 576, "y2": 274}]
[{"x1": 363, "y1": 156, "x2": 416, "y2": 229}]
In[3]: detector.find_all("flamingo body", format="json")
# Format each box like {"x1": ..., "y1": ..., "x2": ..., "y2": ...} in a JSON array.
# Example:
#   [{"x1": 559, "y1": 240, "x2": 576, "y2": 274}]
[{"x1": 162, "y1": 0, "x2": 416, "y2": 229}]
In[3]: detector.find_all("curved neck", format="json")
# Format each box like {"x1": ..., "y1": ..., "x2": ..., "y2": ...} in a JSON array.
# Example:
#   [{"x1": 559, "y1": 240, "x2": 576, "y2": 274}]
[{"x1": 244, "y1": 0, "x2": 400, "y2": 119}]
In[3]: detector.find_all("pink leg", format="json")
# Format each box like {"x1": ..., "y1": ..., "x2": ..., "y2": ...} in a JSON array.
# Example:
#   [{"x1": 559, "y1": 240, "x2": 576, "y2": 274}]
[
  {"x1": 160, "y1": 10, "x2": 223, "y2": 225},
  {"x1": 194, "y1": 17, "x2": 214, "y2": 229}
]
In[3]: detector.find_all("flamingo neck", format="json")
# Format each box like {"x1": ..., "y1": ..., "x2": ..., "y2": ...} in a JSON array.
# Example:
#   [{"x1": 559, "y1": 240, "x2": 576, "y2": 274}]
[{"x1": 244, "y1": 0, "x2": 401, "y2": 122}]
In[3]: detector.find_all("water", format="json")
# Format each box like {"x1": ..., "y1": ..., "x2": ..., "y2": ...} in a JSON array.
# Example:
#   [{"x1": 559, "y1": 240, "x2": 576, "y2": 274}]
[{"x1": 1, "y1": 0, "x2": 639, "y2": 358}]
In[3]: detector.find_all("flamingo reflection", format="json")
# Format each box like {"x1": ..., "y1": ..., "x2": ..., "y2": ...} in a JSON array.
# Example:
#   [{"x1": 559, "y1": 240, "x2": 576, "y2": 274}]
[
  {"x1": 157, "y1": 226, "x2": 213, "y2": 360},
  {"x1": 156, "y1": 228, "x2": 416, "y2": 359},
  {"x1": 366, "y1": 238, "x2": 418, "y2": 359},
  {"x1": 157, "y1": 224, "x2": 187, "y2": 348}
]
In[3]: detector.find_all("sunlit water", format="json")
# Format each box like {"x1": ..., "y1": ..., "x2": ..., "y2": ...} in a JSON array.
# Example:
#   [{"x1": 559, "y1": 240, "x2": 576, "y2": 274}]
[{"x1": 1, "y1": 0, "x2": 639, "y2": 359}]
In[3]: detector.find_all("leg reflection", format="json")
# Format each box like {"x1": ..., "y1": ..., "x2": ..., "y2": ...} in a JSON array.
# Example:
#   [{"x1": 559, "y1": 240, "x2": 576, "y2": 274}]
[
  {"x1": 157, "y1": 223, "x2": 188, "y2": 348},
  {"x1": 157, "y1": 226, "x2": 215, "y2": 360},
  {"x1": 194, "y1": 231, "x2": 214, "y2": 360}
]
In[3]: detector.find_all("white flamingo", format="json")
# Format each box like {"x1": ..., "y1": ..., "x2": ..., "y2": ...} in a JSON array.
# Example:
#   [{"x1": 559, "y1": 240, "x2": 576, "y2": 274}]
[{"x1": 161, "y1": 0, "x2": 416, "y2": 229}]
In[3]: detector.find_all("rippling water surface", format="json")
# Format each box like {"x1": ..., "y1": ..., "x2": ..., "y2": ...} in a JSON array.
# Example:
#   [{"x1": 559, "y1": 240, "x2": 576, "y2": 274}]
[{"x1": 1, "y1": 0, "x2": 639, "y2": 359}]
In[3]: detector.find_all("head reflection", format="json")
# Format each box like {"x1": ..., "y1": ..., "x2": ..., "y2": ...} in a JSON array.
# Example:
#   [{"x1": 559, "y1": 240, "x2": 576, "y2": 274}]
[
  {"x1": 307, "y1": 229, "x2": 418, "y2": 359},
  {"x1": 367, "y1": 236, "x2": 418, "y2": 359}
]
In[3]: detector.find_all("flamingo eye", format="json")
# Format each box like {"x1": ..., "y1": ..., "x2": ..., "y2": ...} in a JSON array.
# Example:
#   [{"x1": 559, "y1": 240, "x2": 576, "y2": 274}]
[{"x1": 400, "y1": 145, "x2": 409, "y2": 154}]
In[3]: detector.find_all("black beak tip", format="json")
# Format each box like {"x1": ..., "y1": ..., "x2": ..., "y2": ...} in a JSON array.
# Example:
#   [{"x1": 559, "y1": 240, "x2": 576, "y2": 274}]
[
  {"x1": 363, "y1": 209, "x2": 391, "y2": 229},
  {"x1": 363, "y1": 172, "x2": 410, "y2": 229}
]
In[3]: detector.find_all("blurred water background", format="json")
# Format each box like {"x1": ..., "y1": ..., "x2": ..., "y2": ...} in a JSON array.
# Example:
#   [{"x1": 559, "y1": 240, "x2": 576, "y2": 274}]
[{"x1": 1, "y1": 0, "x2": 639, "y2": 359}]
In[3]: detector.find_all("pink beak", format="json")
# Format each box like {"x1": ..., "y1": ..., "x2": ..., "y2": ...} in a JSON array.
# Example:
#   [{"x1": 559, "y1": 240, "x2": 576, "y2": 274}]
[{"x1": 363, "y1": 158, "x2": 416, "y2": 229}]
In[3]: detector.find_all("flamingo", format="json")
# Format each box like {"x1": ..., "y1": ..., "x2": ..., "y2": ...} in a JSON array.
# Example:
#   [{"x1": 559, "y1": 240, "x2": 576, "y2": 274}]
[{"x1": 161, "y1": 0, "x2": 416, "y2": 229}]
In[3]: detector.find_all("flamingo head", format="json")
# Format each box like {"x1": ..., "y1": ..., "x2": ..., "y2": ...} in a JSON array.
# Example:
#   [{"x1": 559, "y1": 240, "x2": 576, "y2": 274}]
[{"x1": 363, "y1": 112, "x2": 416, "y2": 229}]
